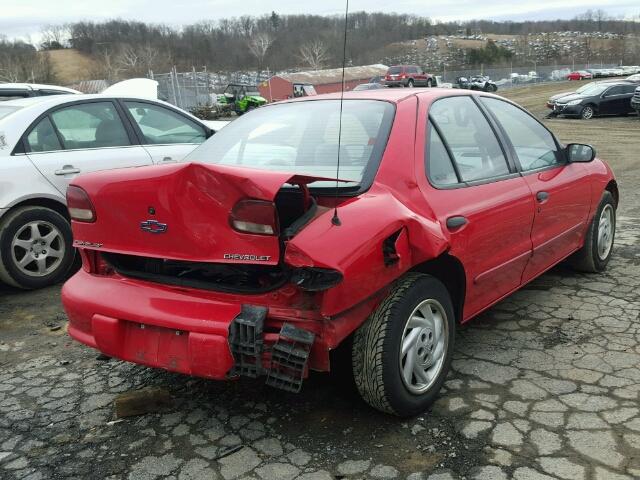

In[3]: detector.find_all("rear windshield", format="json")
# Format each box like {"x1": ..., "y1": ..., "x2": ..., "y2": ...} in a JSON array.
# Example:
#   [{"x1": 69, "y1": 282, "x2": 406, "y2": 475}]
[
  {"x1": 387, "y1": 67, "x2": 402, "y2": 74},
  {"x1": 185, "y1": 100, "x2": 395, "y2": 189},
  {"x1": 0, "y1": 106, "x2": 21, "y2": 120}
]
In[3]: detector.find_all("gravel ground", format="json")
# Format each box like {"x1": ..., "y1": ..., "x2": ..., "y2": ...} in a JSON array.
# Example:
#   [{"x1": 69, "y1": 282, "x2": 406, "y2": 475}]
[{"x1": 1, "y1": 84, "x2": 640, "y2": 480}]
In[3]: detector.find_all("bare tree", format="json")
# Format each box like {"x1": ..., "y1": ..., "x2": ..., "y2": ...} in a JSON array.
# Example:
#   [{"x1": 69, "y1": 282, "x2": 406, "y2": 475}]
[
  {"x1": 116, "y1": 45, "x2": 140, "y2": 73},
  {"x1": 40, "y1": 24, "x2": 69, "y2": 49},
  {"x1": 299, "y1": 40, "x2": 329, "y2": 70},
  {"x1": 248, "y1": 32, "x2": 273, "y2": 73}
]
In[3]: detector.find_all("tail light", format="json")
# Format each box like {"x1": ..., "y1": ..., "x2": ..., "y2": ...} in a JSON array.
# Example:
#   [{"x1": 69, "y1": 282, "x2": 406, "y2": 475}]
[
  {"x1": 230, "y1": 199, "x2": 278, "y2": 235},
  {"x1": 67, "y1": 186, "x2": 96, "y2": 223},
  {"x1": 80, "y1": 250, "x2": 113, "y2": 275}
]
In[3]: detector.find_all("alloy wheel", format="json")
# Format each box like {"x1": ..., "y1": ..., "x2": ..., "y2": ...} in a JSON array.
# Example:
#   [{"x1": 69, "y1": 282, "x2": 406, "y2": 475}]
[
  {"x1": 399, "y1": 299, "x2": 449, "y2": 394},
  {"x1": 597, "y1": 204, "x2": 614, "y2": 260},
  {"x1": 11, "y1": 221, "x2": 65, "y2": 277}
]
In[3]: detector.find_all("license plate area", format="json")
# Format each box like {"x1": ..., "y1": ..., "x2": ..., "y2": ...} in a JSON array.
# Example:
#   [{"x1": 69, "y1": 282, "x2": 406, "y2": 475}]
[{"x1": 125, "y1": 321, "x2": 189, "y2": 372}]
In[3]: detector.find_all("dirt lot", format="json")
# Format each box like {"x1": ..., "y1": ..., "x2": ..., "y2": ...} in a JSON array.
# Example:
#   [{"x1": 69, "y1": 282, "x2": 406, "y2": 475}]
[{"x1": 1, "y1": 83, "x2": 640, "y2": 480}]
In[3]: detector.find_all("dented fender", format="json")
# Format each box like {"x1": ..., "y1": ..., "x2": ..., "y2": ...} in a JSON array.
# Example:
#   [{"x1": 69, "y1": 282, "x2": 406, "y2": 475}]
[{"x1": 285, "y1": 185, "x2": 449, "y2": 318}]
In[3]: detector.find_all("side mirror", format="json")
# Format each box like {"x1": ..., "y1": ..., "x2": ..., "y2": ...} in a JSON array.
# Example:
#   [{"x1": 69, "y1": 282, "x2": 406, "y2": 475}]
[{"x1": 566, "y1": 143, "x2": 596, "y2": 162}]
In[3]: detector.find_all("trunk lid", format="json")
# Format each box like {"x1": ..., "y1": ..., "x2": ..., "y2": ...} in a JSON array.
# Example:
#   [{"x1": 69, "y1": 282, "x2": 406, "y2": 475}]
[{"x1": 71, "y1": 163, "x2": 332, "y2": 265}]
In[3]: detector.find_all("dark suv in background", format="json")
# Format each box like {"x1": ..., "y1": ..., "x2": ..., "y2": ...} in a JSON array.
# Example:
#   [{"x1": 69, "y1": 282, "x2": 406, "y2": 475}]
[
  {"x1": 548, "y1": 81, "x2": 637, "y2": 119},
  {"x1": 384, "y1": 65, "x2": 434, "y2": 88}
]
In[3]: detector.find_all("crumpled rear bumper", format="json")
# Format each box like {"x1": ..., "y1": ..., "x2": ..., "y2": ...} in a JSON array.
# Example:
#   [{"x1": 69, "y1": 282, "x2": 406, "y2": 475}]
[{"x1": 62, "y1": 269, "x2": 239, "y2": 379}]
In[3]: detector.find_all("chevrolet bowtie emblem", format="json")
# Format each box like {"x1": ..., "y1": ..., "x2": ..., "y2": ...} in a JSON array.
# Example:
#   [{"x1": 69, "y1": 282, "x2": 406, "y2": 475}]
[{"x1": 140, "y1": 219, "x2": 168, "y2": 234}]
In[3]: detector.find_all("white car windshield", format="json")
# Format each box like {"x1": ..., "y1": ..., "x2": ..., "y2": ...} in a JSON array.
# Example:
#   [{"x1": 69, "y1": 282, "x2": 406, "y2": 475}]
[{"x1": 185, "y1": 100, "x2": 395, "y2": 188}]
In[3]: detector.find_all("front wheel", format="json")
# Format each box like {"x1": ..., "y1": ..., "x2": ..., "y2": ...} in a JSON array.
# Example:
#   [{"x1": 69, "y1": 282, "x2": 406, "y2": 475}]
[
  {"x1": 569, "y1": 191, "x2": 616, "y2": 272},
  {"x1": 0, "y1": 206, "x2": 75, "y2": 289},
  {"x1": 352, "y1": 273, "x2": 455, "y2": 416},
  {"x1": 580, "y1": 105, "x2": 595, "y2": 120}
]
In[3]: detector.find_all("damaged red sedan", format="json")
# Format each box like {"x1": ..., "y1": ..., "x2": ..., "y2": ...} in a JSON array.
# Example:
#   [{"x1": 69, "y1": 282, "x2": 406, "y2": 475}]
[{"x1": 62, "y1": 89, "x2": 618, "y2": 416}]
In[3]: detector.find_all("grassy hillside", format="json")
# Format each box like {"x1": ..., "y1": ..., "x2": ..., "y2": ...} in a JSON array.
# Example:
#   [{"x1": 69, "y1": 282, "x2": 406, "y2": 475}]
[{"x1": 46, "y1": 49, "x2": 100, "y2": 85}]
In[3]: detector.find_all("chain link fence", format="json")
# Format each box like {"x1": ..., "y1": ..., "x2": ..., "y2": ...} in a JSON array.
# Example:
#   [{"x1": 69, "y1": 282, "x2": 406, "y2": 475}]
[
  {"x1": 151, "y1": 68, "x2": 270, "y2": 111},
  {"x1": 151, "y1": 63, "x2": 637, "y2": 112}
]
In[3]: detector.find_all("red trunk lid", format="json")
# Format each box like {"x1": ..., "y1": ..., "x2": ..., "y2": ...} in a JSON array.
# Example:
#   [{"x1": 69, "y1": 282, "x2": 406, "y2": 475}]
[{"x1": 71, "y1": 163, "x2": 328, "y2": 265}]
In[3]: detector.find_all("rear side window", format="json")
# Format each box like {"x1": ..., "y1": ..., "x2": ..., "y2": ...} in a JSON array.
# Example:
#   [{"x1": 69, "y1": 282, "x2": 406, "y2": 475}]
[
  {"x1": 426, "y1": 122, "x2": 458, "y2": 186},
  {"x1": 50, "y1": 102, "x2": 130, "y2": 149},
  {"x1": 481, "y1": 97, "x2": 560, "y2": 172},
  {"x1": 406, "y1": 66, "x2": 418, "y2": 74},
  {"x1": 125, "y1": 101, "x2": 206, "y2": 145},
  {"x1": 429, "y1": 96, "x2": 510, "y2": 182},
  {"x1": 26, "y1": 117, "x2": 62, "y2": 152},
  {"x1": 622, "y1": 85, "x2": 637, "y2": 94}
]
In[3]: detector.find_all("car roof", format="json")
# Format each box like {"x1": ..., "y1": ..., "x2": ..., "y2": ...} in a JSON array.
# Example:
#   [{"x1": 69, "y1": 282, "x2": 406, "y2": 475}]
[{"x1": 283, "y1": 87, "x2": 489, "y2": 105}]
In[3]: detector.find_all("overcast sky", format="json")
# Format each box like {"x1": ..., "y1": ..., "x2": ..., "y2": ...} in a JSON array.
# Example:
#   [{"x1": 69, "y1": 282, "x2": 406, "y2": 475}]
[{"x1": 2, "y1": 0, "x2": 639, "y2": 42}]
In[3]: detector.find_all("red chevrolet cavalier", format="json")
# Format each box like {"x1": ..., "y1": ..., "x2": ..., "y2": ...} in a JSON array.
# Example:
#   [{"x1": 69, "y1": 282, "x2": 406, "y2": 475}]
[{"x1": 62, "y1": 89, "x2": 618, "y2": 416}]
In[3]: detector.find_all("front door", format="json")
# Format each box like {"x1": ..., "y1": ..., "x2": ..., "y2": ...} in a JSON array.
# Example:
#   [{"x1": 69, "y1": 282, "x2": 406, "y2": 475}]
[
  {"x1": 24, "y1": 100, "x2": 152, "y2": 194},
  {"x1": 478, "y1": 96, "x2": 592, "y2": 283},
  {"x1": 421, "y1": 95, "x2": 535, "y2": 319},
  {"x1": 120, "y1": 100, "x2": 208, "y2": 164}
]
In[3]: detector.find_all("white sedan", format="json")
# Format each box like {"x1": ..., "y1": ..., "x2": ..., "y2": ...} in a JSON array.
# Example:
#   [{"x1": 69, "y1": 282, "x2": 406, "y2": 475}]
[{"x1": 0, "y1": 94, "x2": 227, "y2": 289}]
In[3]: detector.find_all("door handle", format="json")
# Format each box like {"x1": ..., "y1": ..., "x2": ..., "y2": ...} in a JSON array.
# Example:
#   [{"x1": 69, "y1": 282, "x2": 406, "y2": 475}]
[
  {"x1": 446, "y1": 216, "x2": 468, "y2": 230},
  {"x1": 54, "y1": 166, "x2": 81, "y2": 176},
  {"x1": 536, "y1": 191, "x2": 549, "y2": 202}
]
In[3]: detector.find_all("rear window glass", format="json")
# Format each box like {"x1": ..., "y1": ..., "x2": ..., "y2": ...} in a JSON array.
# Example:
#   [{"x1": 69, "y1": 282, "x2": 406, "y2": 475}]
[
  {"x1": 430, "y1": 96, "x2": 510, "y2": 182},
  {"x1": 388, "y1": 67, "x2": 402, "y2": 75},
  {"x1": 185, "y1": 100, "x2": 395, "y2": 189}
]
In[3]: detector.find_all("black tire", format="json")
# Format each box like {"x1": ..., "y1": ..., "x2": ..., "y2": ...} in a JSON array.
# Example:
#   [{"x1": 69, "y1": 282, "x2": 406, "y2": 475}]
[
  {"x1": 407, "y1": 79, "x2": 414, "y2": 88},
  {"x1": 0, "y1": 206, "x2": 75, "y2": 289},
  {"x1": 426, "y1": 78, "x2": 433, "y2": 88},
  {"x1": 580, "y1": 104, "x2": 595, "y2": 120},
  {"x1": 569, "y1": 191, "x2": 616, "y2": 273},
  {"x1": 352, "y1": 273, "x2": 455, "y2": 417}
]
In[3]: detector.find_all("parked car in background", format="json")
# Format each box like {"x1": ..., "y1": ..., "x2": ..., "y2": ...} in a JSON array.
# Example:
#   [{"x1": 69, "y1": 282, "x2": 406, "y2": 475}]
[
  {"x1": 63, "y1": 88, "x2": 617, "y2": 416},
  {"x1": 384, "y1": 65, "x2": 434, "y2": 87},
  {"x1": 547, "y1": 80, "x2": 637, "y2": 119},
  {"x1": 626, "y1": 74, "x2": 640, "y2": 83},
  {"x1": 455, "y1": 75, "x2": 498, "y2": 92},
  {"x1": 353, "y1": 83, "x2": 385, "y2": 91},
  {"x1": 0, "y1": 83, "x2": 81, "y2": 101},
  {"x1": 567, "y1": 71, "x2": 593, "y2": 81},
  {"x1": 631, "y1": 86, "x2": 640, "y2": 115},
  {"x1": 0, "y1": 94, "x2": 226, "y2": 289}
]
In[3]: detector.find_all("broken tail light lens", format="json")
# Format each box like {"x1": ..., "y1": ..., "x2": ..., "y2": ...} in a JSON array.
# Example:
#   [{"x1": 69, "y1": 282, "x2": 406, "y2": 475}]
[
  {"x1": 290, "y1": 267, "x2": 343, "y2": 291},
  {"x1": 230, "y1": 199, "x2": 278, "y2": 236},
  {"x1": 66, "y1": 186, "x2": 96, "y2": 223}
]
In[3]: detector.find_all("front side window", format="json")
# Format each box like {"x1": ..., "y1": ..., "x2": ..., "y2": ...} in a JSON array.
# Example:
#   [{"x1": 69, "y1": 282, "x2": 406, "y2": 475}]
[
  {"x1": 50, "y1": 102, "x2": 130, "y2": 149},
  {"x1": 125, "y1": 101, "x2": 206, "y2": 145},
  {"x1": 26, "y1": 117, "x2": 62, "y2": 152},
  {"x1": 185, "y1": 100, "x2": 394, "y2": 189},
  {"x1": 429, "y1": 96, "x2": 510, "y2": 182},
  {"x1": 605, "y1": 86, "x2": 624, "y2": 96},
  {"x1": 481, "y1": 97, "x2": 560, "y2": 171}
]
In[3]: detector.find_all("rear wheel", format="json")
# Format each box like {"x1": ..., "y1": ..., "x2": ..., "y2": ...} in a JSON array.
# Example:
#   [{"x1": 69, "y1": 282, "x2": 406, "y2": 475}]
[
  {"x1": 407, "y1": 79, "x2": 415, "y2": 88},
  {"x1": 352, "y1": 273, "x2": 455, "y2": 416},
  {"x1": 569, "y1": 191, "x2": 616, "y2": 272},
  {"x1": 0, "y1": 206, "x2": 74, "y2": 289},
  {"x1": 580, "y1": 105, "x2": 595, "y2": 120}
]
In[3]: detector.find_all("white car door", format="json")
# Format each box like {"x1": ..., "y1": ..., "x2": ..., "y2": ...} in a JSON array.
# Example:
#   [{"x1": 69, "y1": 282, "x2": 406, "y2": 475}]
[
  {"x1": 121, "y1": 100, "x2": 209, "y2": 163},
  {"x1": 25, "y1": 100, "x2": 152, "y2": 194}
]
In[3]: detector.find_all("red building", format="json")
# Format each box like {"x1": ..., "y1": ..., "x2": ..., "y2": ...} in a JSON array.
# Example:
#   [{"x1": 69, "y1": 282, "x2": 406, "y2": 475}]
[{"x1": 259, "y1": 64, "x2": 388, "y2": 102}]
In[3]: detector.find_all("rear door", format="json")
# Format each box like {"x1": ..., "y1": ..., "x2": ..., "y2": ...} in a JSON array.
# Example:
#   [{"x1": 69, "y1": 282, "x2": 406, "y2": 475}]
[
  {"x1": 422, "y1": 95, "x2": 535, "y2": 319},
  {"x1": 121, "y1": 100, "x2": 208, "y2": 164},
  {"x1": 24, "y1": 100, "x2": 152, "y2": 194},
  {"x1": 480, "y1": 97, "x2": 591, "y2": 283}
]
